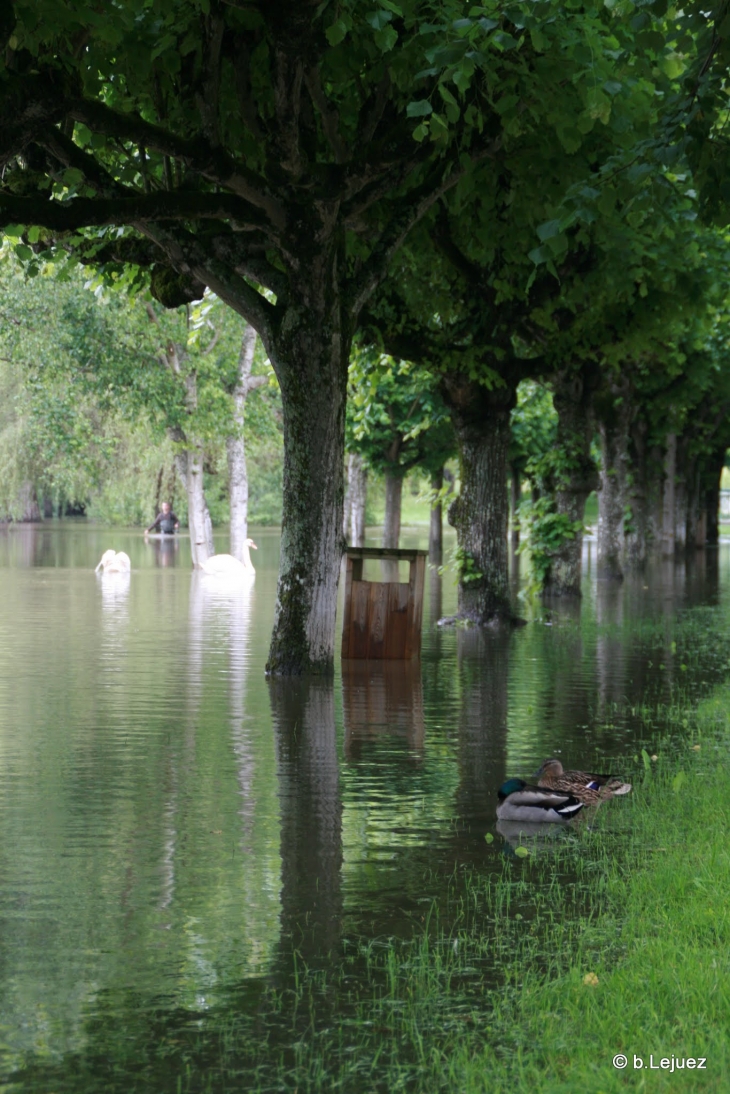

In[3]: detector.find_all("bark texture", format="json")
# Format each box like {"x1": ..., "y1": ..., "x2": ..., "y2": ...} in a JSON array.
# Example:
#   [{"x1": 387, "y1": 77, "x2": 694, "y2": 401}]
[
  {"x1": 17, "y1": 481, "x2": 42, "y2": 522},
  {"x1": 509, "y1": 463, "x2": 521, "y2": 548},
  {"x1": 382, "y1": 471, "x2": 403, "y2": 550},
  {"x1": 595, "y1": 389, "x2": 634, "y2": 580},
  {"x1": 542, "y1": 370, "x2": 598, "y2": 597},
  {"x1": 265, "y1": 269, "x2": 348, "y2": 676},
  {"x1": 175, "y1": 445, "x2": 214, "y2": 568},
  {"x1": 227, "y1": 324, "x2": 265, "y2": 567},
  {"x1": 442, "y1": 377, "x2": 514, "y2": 623},
  {"x1": 343, "y1": 453, "x2": 367, "y2": 548}
]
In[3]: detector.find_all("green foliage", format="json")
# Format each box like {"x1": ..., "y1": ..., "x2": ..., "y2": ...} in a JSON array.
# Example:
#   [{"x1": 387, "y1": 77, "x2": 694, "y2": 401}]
[
  {"x1": 509, "y1": 381, "x2": 558, "y2": 482},
  {"x1": 346, "y1": 348, "x2": 455, "y2": 479},
  {"x1": 520, "y1": 495, "x2": 584, "y2": 594}
]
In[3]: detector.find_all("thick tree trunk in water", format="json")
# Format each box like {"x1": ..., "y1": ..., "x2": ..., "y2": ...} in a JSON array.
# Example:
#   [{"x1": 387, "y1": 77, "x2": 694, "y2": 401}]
[
  {"x1": 645, "y1": 445, "x2": 665, "y2": 555},
  {"x1": 442, "y1": 378, "x2": 514, "y2": 624},
  {"x1": 265, "y1": 294, "x2": 348, "y2": 676},
  {"x1": 509, "y1": 463, "x2": 521, "y2": 548},
  {"x1": 674, "y1": 438, "x2": 690, "y2": 552},
  {"x1": 382, "y1": 471, "x2": 402, "y2": 549},
  {"x1": 175, "y1": 446, "x2": 214, "y2": 568},
  {"x1": 429, "y1": 468, "x2": 444, "y2": 566},
  {"x1": 662, "y1": 433, "x2": 677, "y2": 556},
  {"x1": 228, "y1": 324, "x2": 261, "y2": 568},
  {"x1": 543, "y1": 371, "x2": 598, "y2": 597},
  {"x1": 17, "y1": 482, "x2": 42, "y2": 522}
]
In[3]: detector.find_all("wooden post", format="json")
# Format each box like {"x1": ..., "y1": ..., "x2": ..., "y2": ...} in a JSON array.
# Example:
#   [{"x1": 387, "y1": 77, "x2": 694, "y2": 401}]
[{"x1": 341, "y1": 547, "x2": 428, "y2": 660}]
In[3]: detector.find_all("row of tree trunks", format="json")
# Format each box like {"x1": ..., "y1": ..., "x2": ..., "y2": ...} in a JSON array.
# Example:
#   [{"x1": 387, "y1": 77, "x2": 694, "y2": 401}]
[{"x1": 543, "y1": 369, "x2": 599, "y2": 597}]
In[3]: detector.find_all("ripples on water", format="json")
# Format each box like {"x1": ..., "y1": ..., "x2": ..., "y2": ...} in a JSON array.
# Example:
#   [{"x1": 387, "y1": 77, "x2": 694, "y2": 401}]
[{"x1": 1, "y1": 523, "x2": 729, "y2": 1083}]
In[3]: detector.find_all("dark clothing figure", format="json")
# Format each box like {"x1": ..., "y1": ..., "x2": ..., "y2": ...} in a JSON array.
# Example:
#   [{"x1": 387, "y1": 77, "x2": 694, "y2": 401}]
[{"x1": 147, "y1": 509, "x2": 179, "y2": 534}]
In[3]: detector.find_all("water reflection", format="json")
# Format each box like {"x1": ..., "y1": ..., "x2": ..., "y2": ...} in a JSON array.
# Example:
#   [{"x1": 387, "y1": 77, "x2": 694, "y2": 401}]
[
  {"x1": 342, "y1": 661, "x2": 425, "y2": 758},
  {"x1": 269, "y1": 678, "x2": 342, "y2": 962}
]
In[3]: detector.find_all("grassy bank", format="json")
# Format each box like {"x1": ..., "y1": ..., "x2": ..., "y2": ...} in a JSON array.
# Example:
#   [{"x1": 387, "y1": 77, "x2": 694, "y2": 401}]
[{"x1": 254, "y1": 691, "x2": 730, "y2": 1093}]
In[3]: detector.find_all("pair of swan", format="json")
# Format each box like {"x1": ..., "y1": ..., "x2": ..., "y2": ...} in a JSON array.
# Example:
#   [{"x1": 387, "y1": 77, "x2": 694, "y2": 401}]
[{"x1": 95, "y1": 540, "x2": 258, "y2": 576}]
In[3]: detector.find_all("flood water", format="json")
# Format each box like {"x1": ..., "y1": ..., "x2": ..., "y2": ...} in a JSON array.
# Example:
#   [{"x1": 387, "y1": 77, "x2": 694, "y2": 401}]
[{"x1": 1, "y1": 522, "x2": 730, "y2": 1090}]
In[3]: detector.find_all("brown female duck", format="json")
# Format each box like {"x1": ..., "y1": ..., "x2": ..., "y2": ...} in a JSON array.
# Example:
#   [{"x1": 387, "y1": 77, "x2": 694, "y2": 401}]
[{"x1": 535, "y1": 759, "x2": 632, "y2": 805}]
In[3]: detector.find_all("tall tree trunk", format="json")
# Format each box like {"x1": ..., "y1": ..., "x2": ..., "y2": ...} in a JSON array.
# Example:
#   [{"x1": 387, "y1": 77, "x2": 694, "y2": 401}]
[
  {"x1": 382, "y1": 470, "x2": 403, "y2": 549},
  {"x1": 17, "y1": 481, "x2": 42, "y2": 522},
  {"x1": 674, "y1": 437, "x2": 690, "y2": 552},
  {"x1": 345, "y1": 453, "x2": 367, "y2": 548},
  {"x1": 175, "y1": 444, "x2": 214, "y2": 568},
  {"x1": 429, "y1": 467, "x2": 444, "y2": 565},
  {"x1": 542, "y1": 369, "x2": 598, "y2": 597},
  {"x1": 645, "y1": 444, "x2": 665, "y2": 555},
  {"x1": 596, "y1": 401, "x2": 632, "y2": 580},
  {"x1": 227, "y1": 324, "x2": 263, "y2": 567},
  {"x1": 264, "y1": 295, "x2": 348, "y2": 676},
  {"x1": 624, "y1": 416, "x2": 650, "y2": 567},
  {"x1": 704, "y1": 448, "x2": 725, "y2": 545},
  {"x1": 509, "y1": 462, "x2": 521, "y2": 548},
  {"x1": 441, "y1": 377, "x2": 514, "y2": 624},
  {"x1": 662, "y1": 433, "x2": 677, "y2": 556}
]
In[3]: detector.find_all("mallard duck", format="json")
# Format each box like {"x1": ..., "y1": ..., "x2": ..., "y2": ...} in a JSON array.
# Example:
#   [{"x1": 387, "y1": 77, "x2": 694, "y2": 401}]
[
  {"x1": 496, "y1": 778, "x2": 584, "y2": 823},
  {"x1": 535, "y1": 759, "x2": 632, "y2": 804}
]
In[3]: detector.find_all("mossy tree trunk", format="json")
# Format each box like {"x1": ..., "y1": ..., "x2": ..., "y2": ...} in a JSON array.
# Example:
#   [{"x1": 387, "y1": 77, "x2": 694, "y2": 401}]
[
  {"x1": 542, "y1": 370, "x2": 598, "y2": 597},
  {"x1": 264, "y1": 261, "x2": 349, "y2": 676},
  {"x1": 441, "y1": 377, "x2": 515, "y2": 624}
]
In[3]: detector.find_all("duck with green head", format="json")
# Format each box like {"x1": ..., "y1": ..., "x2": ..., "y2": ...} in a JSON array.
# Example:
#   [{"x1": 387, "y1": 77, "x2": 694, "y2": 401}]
[
  {"x1": 496, "y1": 778, "x2": 584, "y2": 823},
  {"x1": 535, "y1": 759, "x2": 632, "y2": 805}
]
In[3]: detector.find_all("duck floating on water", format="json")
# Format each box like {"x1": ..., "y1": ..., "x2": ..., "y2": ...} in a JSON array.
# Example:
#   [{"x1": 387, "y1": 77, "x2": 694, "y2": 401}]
[
  {"x1": 95, "y1": 550, "x2": 131, "y2": 574},
  {"x1": 496, "y1": 778, "x2": 584, "y2": 823},
  {"x1": 535, "y1": 759, "x2": 632, "y2": 804}
]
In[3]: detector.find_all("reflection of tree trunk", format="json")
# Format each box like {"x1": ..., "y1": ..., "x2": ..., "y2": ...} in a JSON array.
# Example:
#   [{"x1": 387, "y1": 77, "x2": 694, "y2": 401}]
[
  {"x1": 454, "y1": 629, "x2": 510, "y2": 834},
  {"x1": 595, "y1": 581, "x2": 626, "y2": 723},
  {"x1": 269, "y1": 678, "x2": 342, "y2": 962},
  {"x1": 228, "y1": 325, "x2": 266, "y2": 567},
  {"x1": 429, "y1": 468, "x2": 443, "y2": 565},
  {"x1": 343, "y1": 453, "x2": 367, "y2": 547},
  {"x1": 428, "y1": 566, "x2": 443, "y2": 629}
]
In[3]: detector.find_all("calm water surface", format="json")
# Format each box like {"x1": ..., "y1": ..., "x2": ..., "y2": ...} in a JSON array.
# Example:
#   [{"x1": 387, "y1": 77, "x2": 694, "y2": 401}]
[{"x1": 1, "y1": 522, "x2": 729, "y2": 1086}]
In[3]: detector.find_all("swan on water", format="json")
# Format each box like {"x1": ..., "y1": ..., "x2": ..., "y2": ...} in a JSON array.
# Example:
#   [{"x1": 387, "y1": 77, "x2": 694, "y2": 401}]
[
  {"x1": 200, "y1": 540, "x2": 258, "y2": 576},
  {"x1": 95, "y1": 550, "x2": 132, "y2": 574}
]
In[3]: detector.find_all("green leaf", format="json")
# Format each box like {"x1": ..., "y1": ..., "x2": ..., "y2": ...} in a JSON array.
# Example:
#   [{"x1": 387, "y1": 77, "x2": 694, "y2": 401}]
[
  {"x1": 3, "y1": 224, "x2": 26, "y2": 239},
  {"x1": 325, "y1": 19, "x2": 348, "y2": 46},
  {"x1": 367, "y1": 10, "x2": 392, "y2": 30},
  {"x1": 14, "y1": 244, "x2": 33, "y2": 262},
  {"x1": 514, "y1": 845, "x2": 530, "y2": 858},
  {"x1": 484, "y1": 832, "x2": 494, "y2": 843},
  {"x1": 536, "y1": 220, "x2": 562, "y2": 242},
  {"x1": 27, "y1": 226, "x2": 41, "y2": 243},
  {"x1": 375, "y1": 25, "x2": 398, "y2": 51},
  {"x1": 406, "y1": 100, "x2": 433, "y2": 117},
  {"x1": 641, "y1": 748, "x2": 652, "y2": 771},
  {"x1": 672, "y1": 770, "x2": 686, "y2": 794}
]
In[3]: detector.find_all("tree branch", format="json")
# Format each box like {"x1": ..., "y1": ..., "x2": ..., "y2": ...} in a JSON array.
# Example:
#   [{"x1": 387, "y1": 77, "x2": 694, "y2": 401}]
[
  {"x1": 67, "y1": 98, "x2": 286, "y2": 228},
  {"x1": 303, "y1": 66, "x2": 348, "y2": 164},
  {"x1": 0, "y1": 189, "x2": 271, "y2": 231}
]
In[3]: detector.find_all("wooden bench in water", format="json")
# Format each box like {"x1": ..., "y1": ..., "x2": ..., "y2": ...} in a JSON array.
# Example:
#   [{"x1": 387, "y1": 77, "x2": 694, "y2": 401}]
[{"x1": 341, "y1": 547, "x2": 427, "y2": 660}]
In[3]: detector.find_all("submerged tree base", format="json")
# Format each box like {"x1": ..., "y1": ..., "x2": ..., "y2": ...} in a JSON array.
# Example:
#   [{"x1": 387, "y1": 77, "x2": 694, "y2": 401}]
[{"x1": 437, "y1": 610, "x2": 527, "y2": 628}]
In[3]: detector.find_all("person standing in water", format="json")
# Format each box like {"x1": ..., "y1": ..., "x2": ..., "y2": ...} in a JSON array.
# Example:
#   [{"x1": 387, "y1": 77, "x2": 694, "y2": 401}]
[{"x1": 145, "y1": 501, "x2": 180, "y2": 535}]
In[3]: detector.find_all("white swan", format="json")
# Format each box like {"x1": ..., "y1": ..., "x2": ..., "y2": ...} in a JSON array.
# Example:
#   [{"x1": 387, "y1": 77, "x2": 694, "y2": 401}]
[
  {"x1": 200, "y1": 540, "x2": 257, "y2": 576},
  {"x1": 95, "y1": 549, "x2": 132, "y2": 574}
]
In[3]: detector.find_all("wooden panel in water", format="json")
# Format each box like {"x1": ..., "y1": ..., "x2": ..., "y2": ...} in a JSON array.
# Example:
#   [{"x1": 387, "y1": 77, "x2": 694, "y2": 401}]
[{"x1": 345, "y1": 580, "x2": 410, "y2": 659}]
